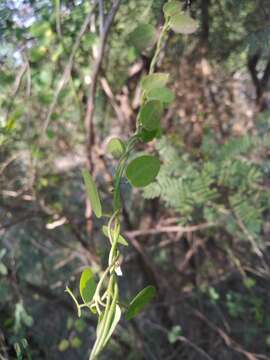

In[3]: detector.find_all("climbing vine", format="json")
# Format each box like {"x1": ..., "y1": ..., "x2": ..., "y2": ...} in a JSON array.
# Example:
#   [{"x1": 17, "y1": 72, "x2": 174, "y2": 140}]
[{"x1": 66, "y1": 2, "x2": 198, "y2": 359}]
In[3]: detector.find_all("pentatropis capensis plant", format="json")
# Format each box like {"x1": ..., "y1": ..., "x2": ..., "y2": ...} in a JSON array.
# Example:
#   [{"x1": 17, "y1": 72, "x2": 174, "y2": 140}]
[{"x1": 66, "y1": 2, "x2": 198, "y2": 359}]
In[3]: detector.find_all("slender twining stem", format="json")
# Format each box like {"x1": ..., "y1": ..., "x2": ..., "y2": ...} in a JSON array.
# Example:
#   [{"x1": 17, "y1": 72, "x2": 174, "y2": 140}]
[
  {"x1": 65, "y1": 286, "x2": 82, "y2": 317},
  {"x1": 89, "y1": 17, "x2": 170, "y2": 360},
  {"x1": 149, "y1": 22, "x2": 169, "y2": 74}
]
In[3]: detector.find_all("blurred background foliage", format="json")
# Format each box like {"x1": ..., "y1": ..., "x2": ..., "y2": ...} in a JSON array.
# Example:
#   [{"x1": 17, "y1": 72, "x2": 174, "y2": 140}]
[{"x1": 1, "y1": 0, "x2": 270, "y2": 359}]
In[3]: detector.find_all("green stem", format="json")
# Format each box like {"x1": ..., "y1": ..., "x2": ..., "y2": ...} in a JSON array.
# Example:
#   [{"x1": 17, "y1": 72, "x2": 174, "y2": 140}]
[
  {"x1": 65, "y1": 287, "x2": 82, "y2": 317},
  {"x1": 149, "y1": 22, "x2": 169, "y2": 75},
  {"x1": 90, "y1": 276, "x2": 117, "y2": 360},
  {"x1": 91, "y1": 279, "x2": 118, "y2": 359},
  {"x1": 113, "y1": 136, "x2": 138, "y2": 211}
]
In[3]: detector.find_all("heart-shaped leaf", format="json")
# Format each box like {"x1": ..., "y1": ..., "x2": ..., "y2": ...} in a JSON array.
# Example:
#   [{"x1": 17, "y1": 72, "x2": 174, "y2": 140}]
[
  {"x1": 129, "y1": 24, "x2": 157, "y2": 51},
  {"x1": 102, "y1": 226, "x2": 129, "y2": 246},
  {"x1": 139, "y1": 100, "x2": 163, "y2": 131},
  {"x1": 169, "y1": 13, "x2": 199, "y2": 35},
  {"x1": 163, "y1": 1, "x2": 181, "y2": 18},
  {"x1": 125, "y1": 286, "x2": 156, "y2": 320},
  {"x1": 147, "y1": 87, "x2": 175, "y2": 104},
  {"x1": 79, "y1": 268, "x2": 96, "y2": 304},
  {"x1": 141, "y1": 73, "x2": 169, "y2": 93},
  {"x1": 106, "y1": 137, "x2": 125, "y2": 159},
  {"x1": 82, "y1": 168, "x2": 102, "y2": 218},
  {"x1": 126, "y1": 155, "x2": 160, "y2": 188}
]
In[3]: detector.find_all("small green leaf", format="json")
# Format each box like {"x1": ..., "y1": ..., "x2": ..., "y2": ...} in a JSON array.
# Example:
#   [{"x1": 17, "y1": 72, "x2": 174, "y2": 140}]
[
  {"x1": 141, "y1": 73, "x2": 169, "y2": 93},
  {"x1": 168, "y1": 325, "x2": 182, "y2": 344},
  {"x1": 102, "y1": 226, "x2": 129, "y2": 246},
  {"x1": 70, "y1": 337, "x2": 82, "y2": 349},
  {"x1": 147, "y1": 87, "x2": 175, "y2": 104},
  {"x1": 79, "y1": 268, "x2": 96, "y2": 304},
  {"x1": 129, "y1": 24, "x2": 157, "y2": 51},
  {"x1": 243, "y1": 277, "x2": 256, "y2": 289},
  {"x1": 82, "y1": 168, "x2": 102, "y2": 218},
  {"x1": 125, "y1": 286, "x2": 156, "y2": 320},
  {"x1": 163, "y1": 1, "x2": 181, "y2": 18},
  {"x1": 169, "y1": 14, "x2": 199, "y2": 35},
  {"x1": 106, "y1": 137, "x2": 126, "y2": 159},
  {"x1": 0, "y1": 262, "x2": 7, "y2": 275},
  {"x1": 139, "y1": 101, "x2": 163, "y2": 131},
  {"x1": 74, "y1": 319, "x2": 86, "y2": 333},
  {"x1": 126, "y1": 155, "x2": 160, "y2": 188},
  {"x1": 104, "y1": 305, "x2": 121, "y2": 346},
  {"x1": 58, "y1": 339, "x2": 69, "y2": 352},
  {"x1": 139, "y1": 127, "x2": 162, "y2": 143}
]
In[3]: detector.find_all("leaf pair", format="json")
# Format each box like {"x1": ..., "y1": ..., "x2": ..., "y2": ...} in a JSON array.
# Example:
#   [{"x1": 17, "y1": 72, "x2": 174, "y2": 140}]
[
  {"x1": 138, "y1": 73, "x2": 173, "y2": 138},
  {"x1": 141, "y1": 73, "x2": 174, "y2": 105},
  {"x1": 163, "y1": 1, "x2": 198, "y2": 35}
]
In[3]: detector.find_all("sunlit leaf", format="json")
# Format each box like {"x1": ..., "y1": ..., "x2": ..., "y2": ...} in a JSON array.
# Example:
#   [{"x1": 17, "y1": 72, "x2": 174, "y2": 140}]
[
  {"x1": 169, "y1": 13, "x2": 199, "y2": 35},
  {"x1": 79, "y1": 268, "x2": 96, "y2": 304},
  {"x1": 147, "y1": 87, "x2": 175, "y2": 104},
  {"x1": 141, "y1": 73, "x2": 169, "y2": 93},
  {"x1": 126, "y1": 155, "x2": 160, "y2": 188},
  {"x1": 58, "y1": 339, "x2": 69, "y2": 352},
  {"x1": 163, "y1": 1, "x2": 181, "y2": 18},
  {"x1": 82, "y1": 168, "x2": 102, "y2": 218},
  {"x1": 106, "y1": 137, "x2": 126, "y2": 159},
  {"x1": 139, "y1": 101, "x2": 163, "y2": 131},
  {"x1": 125, "y1": 286, "x2": 156, "y2": 320}
]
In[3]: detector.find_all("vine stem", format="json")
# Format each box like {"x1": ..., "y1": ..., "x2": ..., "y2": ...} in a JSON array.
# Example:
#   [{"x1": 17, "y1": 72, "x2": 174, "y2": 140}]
[
  {"x1": 149, "y1": 22, "x2": 169, "y2": 74},
  {"x1": 89, "y1": 16, "x2": 170, "y2": 360}
]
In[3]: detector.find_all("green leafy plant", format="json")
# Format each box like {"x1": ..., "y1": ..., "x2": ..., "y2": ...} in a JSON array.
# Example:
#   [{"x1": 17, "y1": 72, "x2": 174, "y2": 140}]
[{"x1": 65, "y1": 2, "x2": 198, "y2": 359}]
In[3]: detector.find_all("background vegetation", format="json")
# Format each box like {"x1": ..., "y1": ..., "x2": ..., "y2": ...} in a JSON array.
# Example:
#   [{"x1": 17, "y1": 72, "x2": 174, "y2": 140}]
[{"x1": 1, "y1": 0, "x2": 270, "y2": 359}]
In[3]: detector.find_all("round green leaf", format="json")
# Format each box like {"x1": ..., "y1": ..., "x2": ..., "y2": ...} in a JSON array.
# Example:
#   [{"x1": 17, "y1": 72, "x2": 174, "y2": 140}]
[
  {"x1": 79, "y1": 267, "x2": 96, "y2": 304},
  {"x1": 106, "y1": 137, "x2": 126, "y2": 158},
  {"x1": 147, "y1": 87, "x2": 175, "y2": 104},
  {"x1": 141, "y1": 73, "x2": 169, "y2": 93},
  {"x1": 163, "y1": 1, "x2": 181, "y2": 18},
  {"x1": 139, "y1": 101, "x2": 163, "y2": 131},
  {"x1": 169, "y1": 14, "x2": 199, "y2": 35},
  {"x1": 129, "y1": 24, "x2": 157, "y2": 51},
  {"x1": 139, "y1": 127, "x2": 161, "y2": 143},
  {"x1": 82, "y1": 169, "x2": 102, "y2": 218},
  {"x1": 126, "y1": 155, "x2": 160, "y2": 188},
  {"x1": 58, "y1": 339, "x2": 69, "y2": 352},
  {"x1": 70, "y1": 337, "x2": 82, "y2": 349},
  {"x1": 125, "y1": 286, "x2": 156, "y2": 320}
]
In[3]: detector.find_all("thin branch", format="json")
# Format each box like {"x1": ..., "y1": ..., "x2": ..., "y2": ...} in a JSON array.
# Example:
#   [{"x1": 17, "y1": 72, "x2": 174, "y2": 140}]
[
  {"x1": 194, "y1": 310, "x2": 269, "y2": 360},
  {"x1": 84, "y1": 0, "x2": 122, "y2": 244},
  {"x1": 4, "y1": 62, "x2": 28, "y2": 122},
  {"x1": 84, "y1": 0, "x2": 122, "y2": 170},
  {"x1": 98, "y1": 0, "x2": 104, "y2": 34},
  {"x1": 42, "y1": 0, "x2": 99, "y2": 134},
  {"x1": 125, "y1": 222, "x2": 215, "y2": 238},
  {"x1": 175, "y1": 336, "x2": 214, "y2": 360}
]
